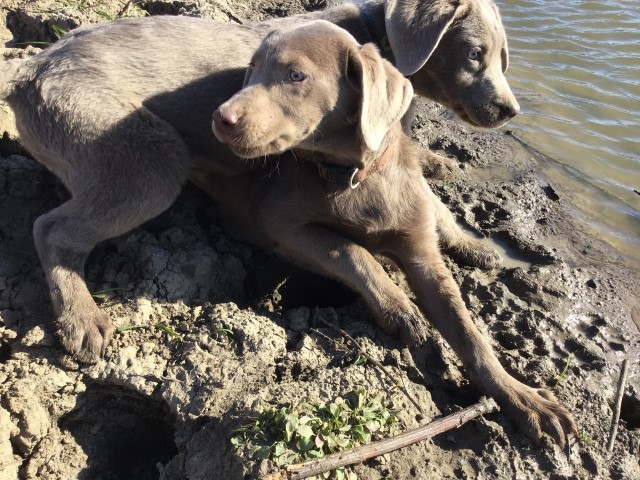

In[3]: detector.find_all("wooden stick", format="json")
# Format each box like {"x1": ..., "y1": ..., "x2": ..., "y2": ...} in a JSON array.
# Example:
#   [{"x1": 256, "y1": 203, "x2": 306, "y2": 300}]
[
  {"x1": 607, "y1": 358, "x2": 629, "y2": 453},
  {"x1": 262, "y1": 397, "x2": 498, "y2": 480}
]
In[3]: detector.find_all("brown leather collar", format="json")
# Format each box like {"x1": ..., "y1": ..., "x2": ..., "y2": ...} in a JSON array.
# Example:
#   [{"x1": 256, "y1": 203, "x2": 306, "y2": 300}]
[{"x1": 317, "y1": 144, "x2": 396, "y2": 189}]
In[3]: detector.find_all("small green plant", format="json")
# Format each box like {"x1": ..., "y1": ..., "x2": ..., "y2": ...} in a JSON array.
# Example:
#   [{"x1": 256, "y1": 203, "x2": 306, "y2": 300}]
[
  {"x1": 213, "y1": 326, "x2": 235, "y2": 342},
  {"x1": 51, "y1": 25, "x2": 68, "y2": 39},
  {"x1": 231, "y1": 389, "x2": 399, "y2": 479},
  {"x1": 116, "y1": 322, "x2": 183, "y2": 341},
  {"x1": 579, "y1": 432, "x2": 594, "y2": 446},
  {"x1": 351, "y1": 355, "x2": 368, "y2": 367},
  {"x1": 554, "y1": 354, "x2": 572, "y2": 384},
  {"x1": 90, "y1": 284, "x2": 133, "y2": 300}
]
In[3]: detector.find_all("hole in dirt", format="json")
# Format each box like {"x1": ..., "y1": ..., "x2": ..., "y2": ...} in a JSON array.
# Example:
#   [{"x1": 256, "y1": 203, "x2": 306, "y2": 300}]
[
  {"x1": 245, "y1": 255, "x2": 357, "y2": 310},
  {"x1": 0, "y1": 340, "x2": 11, "y2": 363},
  {"x1": 60, "y1": 384, "x2": 177, "y2": 480},
  {"x1": 620, "y1": 394, "x2": 640, "y2": 430},
  {"x1": 138, "y1": 1, "x2": 184, "y2": 15}
]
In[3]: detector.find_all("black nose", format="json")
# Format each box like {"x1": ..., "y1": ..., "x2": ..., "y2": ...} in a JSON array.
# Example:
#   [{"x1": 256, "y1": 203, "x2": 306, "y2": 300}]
[{"x1": 498, "y1": 102, "x2": 520, "y2": 120}]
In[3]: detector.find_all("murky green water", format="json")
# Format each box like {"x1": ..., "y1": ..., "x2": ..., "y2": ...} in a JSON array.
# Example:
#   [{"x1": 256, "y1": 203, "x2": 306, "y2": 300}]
[{"x1": 497, "y1": 0, "x2": 640, "y2": 267}]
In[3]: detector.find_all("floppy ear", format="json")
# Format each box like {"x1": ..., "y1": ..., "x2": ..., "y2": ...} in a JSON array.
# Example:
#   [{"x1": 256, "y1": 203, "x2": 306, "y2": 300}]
[
  {"x1": 384, "y1": 0, "x2": 468, "y2": 75},
  {"x1": 347, "y1": 44, "x2": 414, "y2": 151},
  {"x1": 496, "y1": 12, "x2": 510, "y2": 72},
  {"x1": 501, "y1": 39, "x2": 509, "y2": 73}
]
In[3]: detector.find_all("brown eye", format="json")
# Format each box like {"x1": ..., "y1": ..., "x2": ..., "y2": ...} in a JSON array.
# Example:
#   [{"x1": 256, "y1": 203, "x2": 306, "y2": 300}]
[{"x1": 288, "y1": 69, "x2": 306, "y2": 82}]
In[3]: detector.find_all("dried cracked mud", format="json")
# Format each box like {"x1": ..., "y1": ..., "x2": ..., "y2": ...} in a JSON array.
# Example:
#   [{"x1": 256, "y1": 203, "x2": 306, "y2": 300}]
[{"x1": 1, "y1": 1, "x2": 639, "y2": 479}]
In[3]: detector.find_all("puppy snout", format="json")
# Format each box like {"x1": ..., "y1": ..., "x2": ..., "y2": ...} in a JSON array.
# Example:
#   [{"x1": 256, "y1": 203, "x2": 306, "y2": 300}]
[
  {"x1": 220, "y1": 109, "x2": 239, "y2": 128},
  {"x1": 498, "y1": 100, "x2": 520, "y2": 120},
  {"x1": 212, "y1": 108, "x2": 241, "y2": 142}
]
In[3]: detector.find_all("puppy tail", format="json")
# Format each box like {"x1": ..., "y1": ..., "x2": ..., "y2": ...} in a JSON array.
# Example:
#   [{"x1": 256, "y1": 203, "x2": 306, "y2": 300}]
[{"x1": 0, "y1": 59, "x2": 24, "y2": 100}]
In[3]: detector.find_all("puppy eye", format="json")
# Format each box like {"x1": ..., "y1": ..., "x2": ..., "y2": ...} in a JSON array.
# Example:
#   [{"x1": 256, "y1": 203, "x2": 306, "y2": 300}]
[
  {"x1": 467, "y1": 48, "x2": 482, "y2": 61},
  {"x1": 288, "y1": 69, "x2": 306, "y2": 82}
]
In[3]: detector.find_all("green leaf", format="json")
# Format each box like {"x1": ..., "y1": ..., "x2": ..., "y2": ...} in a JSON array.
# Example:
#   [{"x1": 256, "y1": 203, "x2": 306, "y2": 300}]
[
  {"x1": 230, "y1": 436, "x2": 243, "y2": 447},
  {"x1": 336, "y1": 435, "x2": 350, "y2": 448},
  {"x1": 299, "y1": 415, "x2": 311, "y2": 425},
  {"x1": 274, "y1": 441, "x2": 287, "y2": 457},
  {"x1": 308, "y1": 449, "x2": 324, "y2": 458},
  {"x1": 285, "y1": 415, "x2": 299, "y2": 441},
  {"x1": 153, "y1": 322, "x2": 184, "y2": 340},
  {"x1": 352, "y1": 426, "x2": 367, "y2": 443},
  {"x1": 554, "y1": 354, "x2": 572, "y2": 383},
  {"x1": 116, "y1": 324, "x2": 146, "y2": 334},
  {"x1": 365, "y1": 420, "x2": 380, "y2": 433},
  {"x1": 297, "y1": 424, "x2": 314, "y2": 439},
  {"x1": 254, "y1": 446, "x2": 271, "y2": 460},
  {"x1": 295, "y1": 436, "x2": 314, "y2": 452}
]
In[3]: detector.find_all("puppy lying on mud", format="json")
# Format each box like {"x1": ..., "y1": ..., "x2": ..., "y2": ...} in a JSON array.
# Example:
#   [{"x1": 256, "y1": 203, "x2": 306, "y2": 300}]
[
  {"x1": 0, "y1": 0, "x2": 517, "y2": 363},
  {"x1": 206, "y1": 20, "x2": 576, "y2": 447}
]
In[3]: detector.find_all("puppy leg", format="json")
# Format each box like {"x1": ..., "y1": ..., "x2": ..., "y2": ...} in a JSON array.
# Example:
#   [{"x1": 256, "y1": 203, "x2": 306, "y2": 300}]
[
  {"x1": 400, "y1": 101, "x2": 458, "y2": 180},
  {"x1": 270, "y1": 224, "x2": 427, "y2": 346},
  {"x1": 421, "y1": 149, "x2": 459, "y2": 180},
  {"x1": 32, "y1": 113, "x2": 189, "y2": 363},
  {"x1": 396, "y1": 225, "x2": 577, "y2": 446},
  {"x1": 423, "y1": 180, "x2": 502, "y2": 269}
]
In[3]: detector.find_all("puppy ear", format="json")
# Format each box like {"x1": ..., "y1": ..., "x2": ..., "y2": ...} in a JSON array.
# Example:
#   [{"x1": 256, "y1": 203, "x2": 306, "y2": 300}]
[
  {"x1": 347, "y1": 44, "x2": 414, "y2": 151},
  {"x1": 486, "y1": 0, "x2": 509, "y2": 72},
  {"x1": 384, "y1": 0, "x2": 467, "y2": 75},
  {"x1": 501, "y1": 43, "x2": 509, "y2": 73}
]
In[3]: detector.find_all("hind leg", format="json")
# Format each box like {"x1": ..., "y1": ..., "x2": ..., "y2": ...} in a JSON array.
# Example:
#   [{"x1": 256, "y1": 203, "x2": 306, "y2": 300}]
[
  {"x1": 423, "y1": 179, "x2": 502, "y2": 269},
  {"x1": 32, "y1": 112, "x2": 189, "y2": 362}
]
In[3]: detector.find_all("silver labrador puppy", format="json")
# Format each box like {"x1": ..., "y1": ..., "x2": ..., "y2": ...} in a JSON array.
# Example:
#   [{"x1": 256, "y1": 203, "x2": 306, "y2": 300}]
[
  {"x1": 0, "y1": 0, "x2": 517, "y2": 362},
  {"x1": 205, "y1": 20, "x2": 575, "y2": 447}
]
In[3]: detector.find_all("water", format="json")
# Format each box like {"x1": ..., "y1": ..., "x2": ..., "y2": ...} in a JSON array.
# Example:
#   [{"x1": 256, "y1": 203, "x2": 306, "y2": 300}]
[{"x1": 496, "y1": 0, "x2": 640, "y2": 268}]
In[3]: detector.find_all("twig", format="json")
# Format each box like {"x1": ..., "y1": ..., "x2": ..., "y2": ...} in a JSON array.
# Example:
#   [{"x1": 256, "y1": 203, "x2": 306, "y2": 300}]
[
  {"x1": 606, "y1": 358, "x2": 629, "y2": 453},
  {"x1": 262, "y1": 397, "x2": 498, "y2": 480},
  {"x1": 314, "y1": 317, "x2": 425, "y2": 415},
  {"x1": 117, "y1": 0, "x2": 131, "y2": 15}
]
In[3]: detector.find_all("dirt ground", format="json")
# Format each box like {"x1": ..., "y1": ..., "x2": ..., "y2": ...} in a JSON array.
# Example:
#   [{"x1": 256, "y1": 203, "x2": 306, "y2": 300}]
[{"x1": 1, "y1": 1, "x2": 639, "y2": 479}]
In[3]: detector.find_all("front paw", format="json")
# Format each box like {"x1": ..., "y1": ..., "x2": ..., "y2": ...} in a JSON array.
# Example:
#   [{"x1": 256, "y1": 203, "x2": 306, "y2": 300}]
[
  {"x1": 453, "y1": 242, "x2": 502, "y2": 270},
  {"x1": 376, "y1": 301, "x2": 428, "y2": 346},
  {"x1": 422, "y1": 151, "x2": 459, "y2": 180},
  {"x1": 499, "y1": 381, "x2": 577, "y2": 447},
  {"x1": 56, "y1": 309, "x2": 115, "y2": 363}
]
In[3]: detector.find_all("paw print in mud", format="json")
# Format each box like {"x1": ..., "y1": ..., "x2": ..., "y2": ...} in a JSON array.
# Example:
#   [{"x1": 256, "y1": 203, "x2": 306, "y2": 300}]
[{"x1": 471, "y1": 200, "x2": 509, "y2": 229}]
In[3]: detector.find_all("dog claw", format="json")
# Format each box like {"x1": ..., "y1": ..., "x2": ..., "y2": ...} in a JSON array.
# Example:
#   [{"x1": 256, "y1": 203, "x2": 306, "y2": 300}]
[
  {"x1": 57, "y1": 310, "x2": 115, "y2": 363},
  {"x1": 378, "y1": 302, "x2": 428, "y2": 346},
  {"x1": 498, "y1": 382, "x2": 577, "y2": 448},
  {"x1": 453, "y1": 243, "x2": 502, "y2": 270}
]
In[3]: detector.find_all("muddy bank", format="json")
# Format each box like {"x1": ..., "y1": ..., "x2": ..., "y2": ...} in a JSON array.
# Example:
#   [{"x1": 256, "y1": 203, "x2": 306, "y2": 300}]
[{"x1": 1, "y1": 1, "x2": 639, "y2": 479}]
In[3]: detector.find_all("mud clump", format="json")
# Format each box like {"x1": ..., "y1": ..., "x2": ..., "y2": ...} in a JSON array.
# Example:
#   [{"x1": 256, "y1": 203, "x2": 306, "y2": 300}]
[{"x1": 1, "y1": 1, "x2": 639, "y2": 479}]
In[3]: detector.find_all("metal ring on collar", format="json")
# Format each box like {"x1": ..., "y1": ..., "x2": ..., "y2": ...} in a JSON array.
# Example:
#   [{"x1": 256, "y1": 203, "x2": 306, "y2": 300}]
[{"x1": 349, "y1": 168, "x2": 361, "y2": 189}]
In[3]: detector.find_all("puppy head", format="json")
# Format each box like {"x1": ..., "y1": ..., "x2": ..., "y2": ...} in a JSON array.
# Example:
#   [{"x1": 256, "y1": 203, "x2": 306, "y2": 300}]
[
  {"x1": 385, "y1": 0, "x2": 519, "y2": 127},
  {"x1": 212, "y1": 20, "x2": 413, "y2": 163}
]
